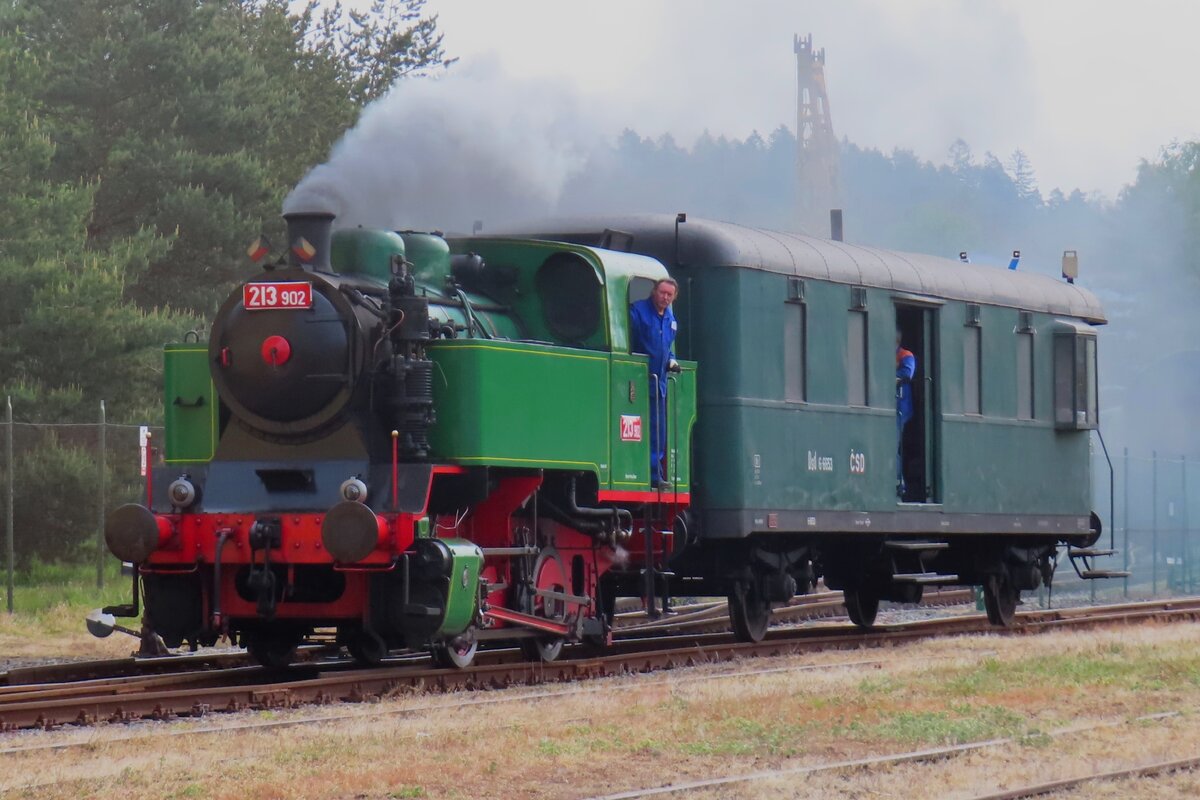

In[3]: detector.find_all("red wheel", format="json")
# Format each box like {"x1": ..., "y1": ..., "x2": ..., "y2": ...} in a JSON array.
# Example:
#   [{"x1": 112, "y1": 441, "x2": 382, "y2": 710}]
[{"x1": 520, "y1": 548, "x2": 570, "y2": 662}]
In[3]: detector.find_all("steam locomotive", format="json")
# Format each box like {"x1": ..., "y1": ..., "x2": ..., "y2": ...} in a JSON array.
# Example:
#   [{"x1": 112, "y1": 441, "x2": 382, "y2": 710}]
[{"x1": 98, "y1": 211, "x2": 1113, "y2": 667}]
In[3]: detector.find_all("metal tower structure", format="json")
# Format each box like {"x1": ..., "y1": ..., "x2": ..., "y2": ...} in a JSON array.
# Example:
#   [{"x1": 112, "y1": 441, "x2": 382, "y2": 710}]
[{"x1": 795, "y1": 33, "x2": 841, "y2": 235}]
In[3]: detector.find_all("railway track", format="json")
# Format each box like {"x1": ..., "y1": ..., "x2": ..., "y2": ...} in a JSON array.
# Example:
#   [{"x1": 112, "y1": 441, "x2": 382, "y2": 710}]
[
  {"x1": 2, "y1": 596, "x2": 1198, "y2": 733},
  {"x1": 583, "y1": 710, "x2": 1191, "y2": 799},
  {"x1": 0, "y1": 587, "x2": 968, "y2": 690}
]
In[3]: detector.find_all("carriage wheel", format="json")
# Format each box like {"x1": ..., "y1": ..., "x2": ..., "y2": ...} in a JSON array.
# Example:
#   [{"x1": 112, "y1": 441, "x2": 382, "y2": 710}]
[
  {"x1": 983, "y1": 573, "x2": 1019, "y2": 627},
  {"x1": 844, "y1": 587, "x2": 880, "y2": 629},
  {"x1": 728, "y1": 580, "x2": 771, "y2": 643},
  {"x1": 519, "y1": 549, "x2": 569, "y2": 662}
]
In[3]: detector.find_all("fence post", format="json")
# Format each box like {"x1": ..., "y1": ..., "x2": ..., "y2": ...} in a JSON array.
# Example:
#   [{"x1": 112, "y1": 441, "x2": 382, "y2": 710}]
[
  {"x1": 1123, "y1": 447, "x2": 1129, "y2": 598},
  {"x1": 1153, "y1": 450, "x2": 1159, "y2": 596},
  {"x1": 5, "y1": 396, "x2": 12, "y2": 614},
  {"x1": 97, "y1": 400, "x2": 106, "y2": 589},
  {"x1": 1184, "y1": 456, "x2": 1190, "y2": 594}
]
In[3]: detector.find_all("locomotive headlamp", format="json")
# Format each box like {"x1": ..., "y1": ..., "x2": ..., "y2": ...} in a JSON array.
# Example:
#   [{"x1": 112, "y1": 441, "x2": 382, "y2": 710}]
[
  {"x1": 105, "y1": 503, "x2": 173, "y2": 562},
  {"x1": 321, "y1": 500, "x2": 387, "y2": 563},
  {"x1": 168, "y1": 477, "x2": 197, "y2": 508},
  {"x1": 340, "y1": 477, "x2": 368, "y2": 503}
]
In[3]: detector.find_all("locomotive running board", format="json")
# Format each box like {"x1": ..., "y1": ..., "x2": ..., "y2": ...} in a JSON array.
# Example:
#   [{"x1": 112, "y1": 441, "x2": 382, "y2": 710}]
[{"x1": 483, "y1": 606, "x2": 572, "y2": 636}]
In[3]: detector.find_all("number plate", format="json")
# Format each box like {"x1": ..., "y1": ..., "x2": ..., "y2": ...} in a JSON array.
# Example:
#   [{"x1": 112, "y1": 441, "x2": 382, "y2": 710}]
[
  {"x1": 620, "y1": 415, "x2": 642, "y2": 442},
  {"x1": 243, "y1": 282, "x2": 313, "y2": 310}
]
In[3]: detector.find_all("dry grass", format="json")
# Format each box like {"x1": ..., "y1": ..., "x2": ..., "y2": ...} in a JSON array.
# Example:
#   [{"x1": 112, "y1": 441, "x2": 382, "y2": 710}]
[
  {"x1": 4, "y1": 624, "x2": 1200, "y2": 799},
  {"x1": 0, "y1": 563, "x2": 143, "y2": 665},
  {"x1": 0, "y1": 605, "x2": 138, "y2": 663}
]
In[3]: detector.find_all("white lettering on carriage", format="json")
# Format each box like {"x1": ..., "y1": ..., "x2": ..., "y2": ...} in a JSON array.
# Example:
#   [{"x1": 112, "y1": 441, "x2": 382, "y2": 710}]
[{"x1": 807, "y1": 450, "x2": 833, "y2": 472}]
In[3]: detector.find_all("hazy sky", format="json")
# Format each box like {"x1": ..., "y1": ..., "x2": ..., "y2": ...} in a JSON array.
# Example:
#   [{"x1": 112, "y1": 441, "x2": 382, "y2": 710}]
[{"x1": 418, "y1": 0, "x2": 1200, "y2": 198}]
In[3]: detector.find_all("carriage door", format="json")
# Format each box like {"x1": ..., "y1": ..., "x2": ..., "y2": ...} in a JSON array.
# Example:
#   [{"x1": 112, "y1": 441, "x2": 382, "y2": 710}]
[{"x1": 895, "y1": 303, "x2": 941, "y2": 503}]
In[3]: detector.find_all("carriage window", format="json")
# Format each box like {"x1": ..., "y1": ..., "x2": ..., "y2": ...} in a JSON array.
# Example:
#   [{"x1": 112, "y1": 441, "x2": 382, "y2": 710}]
[
  {"x1": 1016, "y1": 331, "x2": 1034, "y2": 420},
  {"x1": 1054, "y1": 332, "x2": 1098, "y2": 429},
  {"x1": 963, "y1": 325, "x2": 981, "y2": 415},
  {"x1": 1086, "y1": 337, "x2": 1098, "y2": 424},
  {"x1": 1054, "y1": 335, "x2": 1074, "y2": 426},
  {"x1": 784, "y1": 302, "x2": 806, "y2": 402},
  {"x1": 847, "y1": 310, "x2": 868, "y2": 406}
]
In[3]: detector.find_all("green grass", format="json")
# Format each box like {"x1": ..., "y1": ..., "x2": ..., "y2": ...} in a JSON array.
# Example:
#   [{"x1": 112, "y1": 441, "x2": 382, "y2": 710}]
[
  {"x1": 940, "y1": 648, "x2": 1200, "y2": 697},
  {"x1": 389, "y1": 788, "x2": 426, "y2": 799},
  {"x1": 0, "y1": 558, "x2": 130, "y2": 635},
  {"x1": 862, "y1": 705, "x2": 1027, "y2": 745}
]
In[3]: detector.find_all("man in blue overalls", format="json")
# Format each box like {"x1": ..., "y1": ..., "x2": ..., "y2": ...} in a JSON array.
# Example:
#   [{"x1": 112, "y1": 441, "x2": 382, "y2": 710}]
[
  {"x1": 896, "y1": 330, "x2": 917, "y2": 498},
  {"x1": 630, "y1": 279, "x2": 680, "y2": 490}
]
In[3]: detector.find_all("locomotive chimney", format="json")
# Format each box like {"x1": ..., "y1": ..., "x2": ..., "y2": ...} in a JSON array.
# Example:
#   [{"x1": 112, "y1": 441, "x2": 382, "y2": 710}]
[{"x1": 283, "y1": 212, "x2": 335, "y2": 270}]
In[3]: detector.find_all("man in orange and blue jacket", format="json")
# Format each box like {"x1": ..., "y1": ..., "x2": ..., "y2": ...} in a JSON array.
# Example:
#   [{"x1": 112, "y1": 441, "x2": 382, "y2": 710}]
[{"x1": 896, "y1": 332, "x2": 916, "y2": 497}]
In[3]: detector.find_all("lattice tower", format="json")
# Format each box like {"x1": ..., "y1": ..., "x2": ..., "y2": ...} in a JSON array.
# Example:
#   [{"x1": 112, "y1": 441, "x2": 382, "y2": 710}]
[{"x1": 795, "y1": 33, "x2": 841, "y2": 235}]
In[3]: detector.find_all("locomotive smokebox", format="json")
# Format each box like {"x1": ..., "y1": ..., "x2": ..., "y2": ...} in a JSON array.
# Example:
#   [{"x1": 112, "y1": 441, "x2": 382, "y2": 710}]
[{"x1": 284, "y1": 211, "x2": 335, "y2": 270}]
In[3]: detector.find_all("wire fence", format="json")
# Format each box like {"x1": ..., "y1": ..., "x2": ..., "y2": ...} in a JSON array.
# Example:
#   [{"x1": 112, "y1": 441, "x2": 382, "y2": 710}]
[
  {"x1": 1072, "y1": 444, "x2": 1200, "y2": 602},
  {"x1": 1, "y1": 398, "x2": 163, "y2": 612},
  {"x1": 0, "y1": 402, "x2": 1195, "y2": 613}
]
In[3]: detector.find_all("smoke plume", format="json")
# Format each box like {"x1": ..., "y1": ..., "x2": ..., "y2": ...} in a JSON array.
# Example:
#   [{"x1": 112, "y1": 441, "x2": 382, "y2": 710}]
[{"x1": 284, "y1": 60, "x2": 604, "y2": 234}]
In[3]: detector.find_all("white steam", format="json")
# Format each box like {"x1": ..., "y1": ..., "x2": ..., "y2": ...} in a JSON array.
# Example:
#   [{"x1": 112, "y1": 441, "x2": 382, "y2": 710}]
[{"x1": 284, "y1": 60, "x2": 605, "y2": 233}]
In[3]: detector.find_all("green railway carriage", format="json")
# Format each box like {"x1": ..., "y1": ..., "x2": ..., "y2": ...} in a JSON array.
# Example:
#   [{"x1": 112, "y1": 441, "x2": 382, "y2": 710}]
[{"x1": 492, "y1": 214, "x2": 1109, "y2": 635}]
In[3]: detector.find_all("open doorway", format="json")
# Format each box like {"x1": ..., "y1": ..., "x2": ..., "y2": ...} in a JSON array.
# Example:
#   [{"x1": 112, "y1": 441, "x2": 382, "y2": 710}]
[{"x1": 895, "y1": 304, "x2": 939, "y2": 503}]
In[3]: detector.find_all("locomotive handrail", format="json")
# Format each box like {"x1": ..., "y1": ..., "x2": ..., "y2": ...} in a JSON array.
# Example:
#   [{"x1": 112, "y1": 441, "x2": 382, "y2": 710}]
[{"x1": 481, "y1": 546, "x2": 541, "y2": 557}]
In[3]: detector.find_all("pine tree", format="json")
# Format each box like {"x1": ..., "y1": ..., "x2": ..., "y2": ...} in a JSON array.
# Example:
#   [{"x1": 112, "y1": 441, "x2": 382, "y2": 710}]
[
  {"x1": 2, "y1": 0, "x2": 452, "y2": 314},
  {"x1": 0, "y1": 31, "x2": 185, "y2": 422}
]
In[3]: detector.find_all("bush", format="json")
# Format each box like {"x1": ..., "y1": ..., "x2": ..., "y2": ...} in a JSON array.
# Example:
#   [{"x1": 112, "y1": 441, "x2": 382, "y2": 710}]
[{"x1": 0, "y1": 432, "x2": 103, "y2": 568}]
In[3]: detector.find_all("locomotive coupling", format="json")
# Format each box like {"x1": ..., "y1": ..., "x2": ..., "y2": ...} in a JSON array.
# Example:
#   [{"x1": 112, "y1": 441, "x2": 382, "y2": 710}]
[{"x1": 104, "y1": 503, "x2": 173, "y2": 563}]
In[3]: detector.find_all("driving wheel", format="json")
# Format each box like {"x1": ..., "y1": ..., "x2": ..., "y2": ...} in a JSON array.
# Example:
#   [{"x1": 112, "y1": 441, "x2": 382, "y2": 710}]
[{"x1": 519, "y1": 548, "x2": 570, "y2": 662}]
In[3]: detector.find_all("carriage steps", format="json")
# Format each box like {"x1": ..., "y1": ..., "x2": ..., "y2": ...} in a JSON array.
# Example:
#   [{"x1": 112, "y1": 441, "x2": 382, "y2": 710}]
[{"x1": 1068, "y1": 547, "x2": 1131, "y2": 579}]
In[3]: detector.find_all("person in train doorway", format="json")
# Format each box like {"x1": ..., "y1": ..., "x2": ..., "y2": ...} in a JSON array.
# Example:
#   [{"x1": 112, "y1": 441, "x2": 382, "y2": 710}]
[
  {"x1": 896, "y1": 330, "x2": 917, "y2": 499},
  {"x1": 630, "y1": 278, "x2": 681, "y2": 491}
]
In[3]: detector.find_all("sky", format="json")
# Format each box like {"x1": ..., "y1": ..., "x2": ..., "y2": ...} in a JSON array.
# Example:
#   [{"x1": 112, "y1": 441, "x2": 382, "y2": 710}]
[{"x1": 414, "y1": 0, "x2": 1200, "y2": 199}]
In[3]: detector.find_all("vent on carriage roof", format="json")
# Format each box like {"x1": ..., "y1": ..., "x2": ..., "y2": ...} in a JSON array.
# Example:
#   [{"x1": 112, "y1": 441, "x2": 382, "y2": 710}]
[{"x1": 599, "y1": 229, "x2": 634, "y2": 252}]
